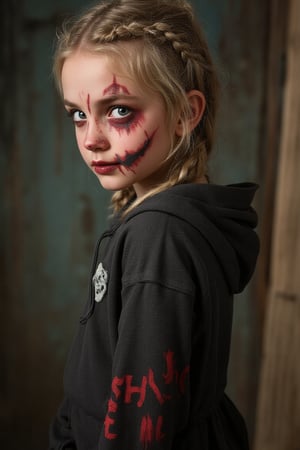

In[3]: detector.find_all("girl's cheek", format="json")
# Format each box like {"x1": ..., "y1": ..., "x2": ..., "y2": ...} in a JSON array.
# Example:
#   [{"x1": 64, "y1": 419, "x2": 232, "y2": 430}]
[
  {"x1": 112, "y1": 120, "x2": 147, "y2": 146},
  {"x1": 108, "y1": 111, "x2": 145, "y2": 136}
]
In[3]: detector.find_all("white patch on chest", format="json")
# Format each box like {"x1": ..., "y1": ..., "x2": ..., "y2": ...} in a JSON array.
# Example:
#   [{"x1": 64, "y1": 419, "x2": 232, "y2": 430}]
[{"x1": 92, "y1": 263, "x2": 108, "y2": 303}]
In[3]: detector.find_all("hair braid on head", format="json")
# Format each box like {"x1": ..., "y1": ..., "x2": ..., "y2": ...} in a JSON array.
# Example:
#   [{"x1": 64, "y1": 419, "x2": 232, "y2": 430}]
[
  {"x1": 145, "y1": 22, "x2": 193, "y2": 64},
  {"x1": 94, "y1": 21, "x2": 194, "y2": 67}
]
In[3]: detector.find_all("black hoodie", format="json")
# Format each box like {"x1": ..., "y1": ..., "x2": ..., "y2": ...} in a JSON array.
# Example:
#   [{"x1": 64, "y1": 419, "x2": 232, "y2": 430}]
[{"x1": 49, "y1": 182, "x2": 259, "y2": 450}]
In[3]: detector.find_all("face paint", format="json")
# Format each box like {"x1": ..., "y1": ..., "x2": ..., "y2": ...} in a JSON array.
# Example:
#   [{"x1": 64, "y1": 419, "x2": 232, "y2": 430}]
[
  {"x1": 62, "y1": 52, "x2": 171, "y2": 196},
  {"x1": 103, "y1": 75, "x2": 130, "y2": 97},
  {"x1": 114, "y1": 129, "x2": 158, "y2": 173},
  {"x1": 87, "y1": 94, "x2": 91, "y2": 114},
  {"x1": 109, "y1": 110, "x2": 145, "y2": 136}
]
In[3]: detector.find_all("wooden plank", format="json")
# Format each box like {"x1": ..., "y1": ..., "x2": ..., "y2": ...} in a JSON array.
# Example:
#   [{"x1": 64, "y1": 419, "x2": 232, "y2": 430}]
[
  {"x1": 255, "y1": 0, "x2": 289, "y2": 336},
  {"x1": 254, "y1": 0, "x2": 300, "y2": 447}
]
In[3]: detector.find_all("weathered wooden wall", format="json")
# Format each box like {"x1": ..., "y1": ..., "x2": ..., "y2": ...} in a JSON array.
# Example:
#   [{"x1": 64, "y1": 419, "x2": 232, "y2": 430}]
[
  {"x1": 1, "y1": 0, "x2": 268, "y2": 448},
  {"x1": 254, "y1": 0, "x2": 300, "y2": 447}
]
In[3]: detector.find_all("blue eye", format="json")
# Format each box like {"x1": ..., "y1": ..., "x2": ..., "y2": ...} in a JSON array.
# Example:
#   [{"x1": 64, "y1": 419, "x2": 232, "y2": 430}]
[
  {"x1": 109, "y1": 106, "x2": 132, "y2": 119},
  {"x1": 67, "y1": 109, "x2": 86, "y2": 123},
  {"x1": 72, "y1": 110, "x2": 86, "y2": 122}
]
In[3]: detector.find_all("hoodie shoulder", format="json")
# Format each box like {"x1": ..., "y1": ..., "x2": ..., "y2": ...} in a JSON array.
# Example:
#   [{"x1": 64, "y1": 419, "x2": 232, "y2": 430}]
[{"x1": 123, "y1": 183, "x2": 259, "y2": 294}]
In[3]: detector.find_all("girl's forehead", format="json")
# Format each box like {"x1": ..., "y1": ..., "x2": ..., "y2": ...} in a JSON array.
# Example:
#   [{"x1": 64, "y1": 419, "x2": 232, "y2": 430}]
[
  {"x1": 62, "y1": 47, "x2": 152, "y2": 98},
  {"x1": 64, "y1": 48, "x2": 136, "y2": 82},
  {"x1": 61, "y1": 48, "x2": 165, "y2": 109}
]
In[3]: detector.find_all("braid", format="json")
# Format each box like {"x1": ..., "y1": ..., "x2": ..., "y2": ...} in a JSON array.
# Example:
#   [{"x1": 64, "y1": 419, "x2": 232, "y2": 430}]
[{"x1": 91, "y1": 21, "x2": 195, "y2": 66}]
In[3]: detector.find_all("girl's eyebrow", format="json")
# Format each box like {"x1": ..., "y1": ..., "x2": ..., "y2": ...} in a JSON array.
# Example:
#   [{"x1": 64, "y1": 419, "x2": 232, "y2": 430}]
[
  {"x1": 64, "y1": 99, "x2": 80, "y2": 108},
  {"x1": 63, "y1": 95, "x2": 140, "y2": 109}
]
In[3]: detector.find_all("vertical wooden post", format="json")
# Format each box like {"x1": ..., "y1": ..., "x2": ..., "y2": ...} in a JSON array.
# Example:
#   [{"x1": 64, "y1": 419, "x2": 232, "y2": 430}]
[
  {"x1": 255, "y1": 0, "x2": 289, "y2": 335},
  {"x1": 254, "y1": 0, "x2": 300, "y2": 448}
]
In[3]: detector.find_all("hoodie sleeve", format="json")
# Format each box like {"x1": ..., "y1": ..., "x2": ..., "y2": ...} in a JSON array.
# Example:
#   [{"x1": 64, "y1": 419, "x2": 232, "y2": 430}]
[
  {"x1": 98, "y1": 212, "x2": 197, "y2": 449},
  {"x1": 98, "y1": 281, "x2": 194, "y2": 450}
]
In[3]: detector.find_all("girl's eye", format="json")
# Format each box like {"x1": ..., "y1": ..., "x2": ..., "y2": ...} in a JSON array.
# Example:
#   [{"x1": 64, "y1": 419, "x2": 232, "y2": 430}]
[
  {"x1": 67, "y1": 109, "x2": 87, "y2": 124},
  {"x1": 72, "y1": 110, "x2": 86, "y2": 123},
  {"x1": 109, "y1": 106, "x2": 132, "y2": 119}
]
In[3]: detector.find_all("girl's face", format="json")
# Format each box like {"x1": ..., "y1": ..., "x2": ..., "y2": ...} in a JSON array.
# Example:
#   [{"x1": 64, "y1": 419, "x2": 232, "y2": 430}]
[{"x1": 61, "y1": 50, "x2": 176, "y2": 197}]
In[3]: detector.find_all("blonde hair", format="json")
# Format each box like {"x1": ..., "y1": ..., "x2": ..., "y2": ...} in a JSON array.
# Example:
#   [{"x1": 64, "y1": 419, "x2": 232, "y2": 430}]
[{"x1": 54, "y1": 0, "x2": 219, "y2": 214}]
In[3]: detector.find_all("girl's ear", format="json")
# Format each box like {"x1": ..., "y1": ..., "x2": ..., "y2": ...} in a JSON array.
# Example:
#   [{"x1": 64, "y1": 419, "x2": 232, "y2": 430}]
[{"x1": 175, "y1": 90, "x2": 206, "y2": 136}]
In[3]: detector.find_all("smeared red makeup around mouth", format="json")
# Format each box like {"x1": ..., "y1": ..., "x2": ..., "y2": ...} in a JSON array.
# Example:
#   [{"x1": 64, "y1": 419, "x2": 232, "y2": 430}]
[{"x1": 114, "y1": 129, "x2": 158, "y2": 174}]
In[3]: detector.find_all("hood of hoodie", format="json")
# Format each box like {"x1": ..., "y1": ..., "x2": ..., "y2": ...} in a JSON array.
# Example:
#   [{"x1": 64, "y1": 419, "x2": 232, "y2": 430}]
[{"x1": 123, "y1": 183, "x2": 259, "y2": 294}]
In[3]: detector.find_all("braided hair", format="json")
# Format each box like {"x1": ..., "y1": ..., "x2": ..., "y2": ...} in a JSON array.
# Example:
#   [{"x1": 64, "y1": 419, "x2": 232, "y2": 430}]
[{"x1": 54, "y1": 0, "x2": 219, "y2": 214}]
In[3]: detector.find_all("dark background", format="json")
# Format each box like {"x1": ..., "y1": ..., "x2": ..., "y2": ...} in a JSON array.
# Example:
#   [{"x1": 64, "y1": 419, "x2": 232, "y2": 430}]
[{"x1": 1, "y1": 0, "x2": 283, "y2": 448}]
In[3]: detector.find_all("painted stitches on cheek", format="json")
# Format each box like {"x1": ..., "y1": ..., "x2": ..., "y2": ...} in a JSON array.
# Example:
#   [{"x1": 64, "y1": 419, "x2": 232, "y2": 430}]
[
  {"x1": 103, "y1": 75, "x2": 130, "y2": 96},
  {"x1": 114, "y1": 129, "x2": 158, "y2": 173}
]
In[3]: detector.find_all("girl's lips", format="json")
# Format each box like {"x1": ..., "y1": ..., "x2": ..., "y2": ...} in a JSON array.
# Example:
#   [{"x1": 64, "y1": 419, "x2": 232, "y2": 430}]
[{"x1": 92, "y1": 160, "x2": 119, "y2": 175}]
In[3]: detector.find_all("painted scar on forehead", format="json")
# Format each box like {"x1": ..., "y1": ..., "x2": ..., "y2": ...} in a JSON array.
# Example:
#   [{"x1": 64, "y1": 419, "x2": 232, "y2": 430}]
[
  {"x1": 87, "y1": 94, "x2": 91, "y2": 114},
  {"x1": 114, "y1": 129, "x2": 158, "y2": 173},
  {"x1": 103, "y1": 75, "x2": 130, "y2": 96}
]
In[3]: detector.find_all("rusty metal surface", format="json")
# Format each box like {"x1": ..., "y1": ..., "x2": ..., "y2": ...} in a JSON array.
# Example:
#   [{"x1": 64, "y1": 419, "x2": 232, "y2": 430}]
[{"x1": 1, "y1": 0, "x2": 266, "y2": 448}]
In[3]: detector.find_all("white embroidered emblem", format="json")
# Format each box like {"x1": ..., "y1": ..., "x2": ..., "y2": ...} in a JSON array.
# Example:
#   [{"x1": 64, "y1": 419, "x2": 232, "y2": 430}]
[{"x1": 93, "y1": 263, "x2": 108, "y2": 303}]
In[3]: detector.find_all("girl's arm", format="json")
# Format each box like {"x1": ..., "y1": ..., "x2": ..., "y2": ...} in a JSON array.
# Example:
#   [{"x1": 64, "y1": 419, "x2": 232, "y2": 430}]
[{"x1": 98, "y1": 280, "x2": 195, "y2": 449}]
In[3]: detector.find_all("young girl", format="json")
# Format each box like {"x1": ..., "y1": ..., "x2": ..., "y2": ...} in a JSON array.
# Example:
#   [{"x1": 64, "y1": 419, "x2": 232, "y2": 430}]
[{"x1": 49, "y1": 0, "x2": 259, "y2": 449}]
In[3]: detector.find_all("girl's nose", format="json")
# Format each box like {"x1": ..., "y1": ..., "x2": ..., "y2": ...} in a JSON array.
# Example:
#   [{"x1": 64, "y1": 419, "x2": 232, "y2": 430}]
[{"x1": 84, "y1": 122, "x2": 110, "y2": 151}]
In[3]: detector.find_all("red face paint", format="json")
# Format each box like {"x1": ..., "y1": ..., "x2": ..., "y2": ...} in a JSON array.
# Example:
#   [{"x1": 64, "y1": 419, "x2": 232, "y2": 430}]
[
  {"x1": 103, "y1": 75, "x2": 130, "y2": 96},
  {"x1": 114, "y1": 129, "x2": 157, "y2": 173},
  {"x1": 109, "y1": 111, "x2": 145, "y2": 136},
  {"x1": 87, "y1": 94, "x2": 91, "y2": 114}
]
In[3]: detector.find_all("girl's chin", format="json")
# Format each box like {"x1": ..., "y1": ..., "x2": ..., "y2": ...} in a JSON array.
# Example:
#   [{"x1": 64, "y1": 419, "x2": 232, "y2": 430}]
[{"x1": 95, "y1": 174, "x2": 135, "y2": 192}]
